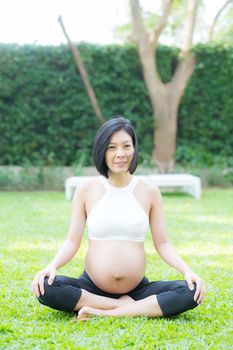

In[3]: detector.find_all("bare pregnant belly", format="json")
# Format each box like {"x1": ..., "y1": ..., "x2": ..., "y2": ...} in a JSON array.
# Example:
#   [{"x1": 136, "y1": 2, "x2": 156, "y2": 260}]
[{"x1": 85, "y1": 240, "x2": 146, "y2": 294}]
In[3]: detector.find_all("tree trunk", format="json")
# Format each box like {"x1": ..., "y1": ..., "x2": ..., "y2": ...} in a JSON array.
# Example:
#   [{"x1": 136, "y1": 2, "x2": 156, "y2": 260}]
[
  {"x1": 138, "y1": 50, "x2": 176, "y2": 172},
  {"x1": 129, "y1": 0, "x2": 198, "y2": 173},
  {"x1": 140, "y1": 50, "x2": 195, "y2": 172},
  {"x1": 152, "y1": 94, "x2": 178, "y2": 173}
]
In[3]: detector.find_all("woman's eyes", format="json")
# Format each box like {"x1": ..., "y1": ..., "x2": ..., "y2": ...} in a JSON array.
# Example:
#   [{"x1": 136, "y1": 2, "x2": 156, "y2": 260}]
[{"x1": 108, "y1": 145, "x2": 131, "y2": 150}]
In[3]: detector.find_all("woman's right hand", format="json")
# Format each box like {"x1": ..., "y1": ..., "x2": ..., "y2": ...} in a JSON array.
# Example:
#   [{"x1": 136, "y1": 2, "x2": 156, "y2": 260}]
[{"x1": 32, "y1": 264, "x2": 56, "y2": 298}]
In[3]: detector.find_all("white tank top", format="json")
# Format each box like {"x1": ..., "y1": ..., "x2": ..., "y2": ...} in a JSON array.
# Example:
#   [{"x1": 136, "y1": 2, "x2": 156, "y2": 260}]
[{"x1": 87, "y1": 176, "x2": 149, "y2": 242}]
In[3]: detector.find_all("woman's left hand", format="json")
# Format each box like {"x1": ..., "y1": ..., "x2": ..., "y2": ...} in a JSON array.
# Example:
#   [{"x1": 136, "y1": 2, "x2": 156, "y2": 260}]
[{"x1": 184, "y1": 270, "x2": 206, "y2": 304}]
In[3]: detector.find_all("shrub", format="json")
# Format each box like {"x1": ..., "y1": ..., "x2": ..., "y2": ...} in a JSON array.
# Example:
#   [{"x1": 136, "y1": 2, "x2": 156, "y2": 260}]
[{"x1": 0, "y1": 43, "x2": 232, "y2": 167}]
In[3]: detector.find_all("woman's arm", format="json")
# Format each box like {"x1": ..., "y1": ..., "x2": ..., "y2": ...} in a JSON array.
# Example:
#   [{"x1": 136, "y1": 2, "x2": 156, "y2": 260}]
[
  {"x1": 49, "y1": 183, "x2": 87, "y2": 269},
  {"x1": 149, "y1": 185, "x2": 206, "y2": 304},
  {"x1": 32, "y1": 182, "x2": 87, "y2": 297}
]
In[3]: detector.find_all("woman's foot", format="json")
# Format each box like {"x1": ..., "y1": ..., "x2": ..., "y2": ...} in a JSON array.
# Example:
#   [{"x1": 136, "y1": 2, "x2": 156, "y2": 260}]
[
  {"x1": 76, "y1": 306, "x2": 107, "y2": 321},
  {"x1": 118, "y1": 295, "x2": 135, "y2": 303}
]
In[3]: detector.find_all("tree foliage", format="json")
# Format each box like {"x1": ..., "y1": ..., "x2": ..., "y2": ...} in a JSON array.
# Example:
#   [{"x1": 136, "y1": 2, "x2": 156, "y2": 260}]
[{"x1": 0, "y1": 43, "x2": 232, "y2": 167}]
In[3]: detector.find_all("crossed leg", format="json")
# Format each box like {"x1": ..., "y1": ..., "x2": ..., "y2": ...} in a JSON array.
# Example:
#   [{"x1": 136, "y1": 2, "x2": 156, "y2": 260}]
[
  {"x1": 38, "y1": 275, "x2": 197, "y2": 320},
  {"x1": 38, "y1": 275, "x2": 135, "y2": 313},
  {"x1": 77, "y1": 295, "x2": 163, "y2": 321},
  {"x1": 76, "y1": 280, "x2": 198, "y2": 321},
  {"x1": 74, "y1": 289, "x2": 135, "y2": 312}
]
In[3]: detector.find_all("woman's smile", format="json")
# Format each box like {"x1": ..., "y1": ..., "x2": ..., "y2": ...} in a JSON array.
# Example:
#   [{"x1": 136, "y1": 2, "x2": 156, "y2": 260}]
[
  {"x1": 105, "y1": 130, "x2": 135, "y2": 174},
  {"x1": 114, "y1": 161, "x2": 128, "y2": 166}
]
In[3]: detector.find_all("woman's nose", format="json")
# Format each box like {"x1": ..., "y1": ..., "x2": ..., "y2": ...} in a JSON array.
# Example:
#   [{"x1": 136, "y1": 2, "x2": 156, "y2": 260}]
[{"x1": 116, "y1": 148, "x2": 125, "y2": 157}]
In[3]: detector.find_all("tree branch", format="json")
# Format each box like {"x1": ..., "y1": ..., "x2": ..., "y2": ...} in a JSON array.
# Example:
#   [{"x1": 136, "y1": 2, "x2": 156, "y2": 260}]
[
  {"x1": 58, "y1": 15, "x2": 105, "y2": 124},
  {"x1": 129, "y1": 0, "x2": 163, "y2": 86},
  {"x1": 170, "y1": 52, "x2": 195, "y2": 103},
  {"x1": 207, "y1": 0, "x2": 232, "y2": 41},
  {"x1": 182, "y1": 0, "x2": 198, "y2": 53},
  {"x1": 149, "y1": 0, "x2": 173, "y2": 48},
  {"x1": 129, "y1": 0, "x2": 148, "y2": 45},
  {"x1": 170, "y1": 0, "x2": 199, "y2": 101}
]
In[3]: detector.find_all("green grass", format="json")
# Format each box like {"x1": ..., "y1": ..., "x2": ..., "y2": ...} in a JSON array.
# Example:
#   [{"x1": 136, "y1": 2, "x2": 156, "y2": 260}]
[{"x1": 0, "y1": 190, "x2": 232, "y2": 350}]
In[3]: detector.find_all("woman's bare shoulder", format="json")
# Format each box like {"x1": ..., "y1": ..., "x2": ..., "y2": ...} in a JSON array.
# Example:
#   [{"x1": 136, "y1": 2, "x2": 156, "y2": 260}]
[
  {"x1": 137, "y1": 176, "x2": 160, "y2": 194},
  {"x1": 137, "y1": 177, "x2": 162, "y2": 206},
  {"x1": 73, "y1": 177, "x2": 102, "y2": 198}
]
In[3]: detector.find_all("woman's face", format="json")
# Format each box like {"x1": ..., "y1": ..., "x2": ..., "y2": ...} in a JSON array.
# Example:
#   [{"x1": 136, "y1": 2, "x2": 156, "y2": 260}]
[{"x1": 105, "y1": 130, "x2": 134, "y2": 175}]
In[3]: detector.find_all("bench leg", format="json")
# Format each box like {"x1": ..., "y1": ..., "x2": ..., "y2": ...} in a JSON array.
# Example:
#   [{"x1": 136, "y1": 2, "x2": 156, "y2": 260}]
[
  {"x1": 184, "y1": 183, "x2": 201, "y2": 199},
  {"x1": 65, "y1": 184, "x2": 73, "y2": 200}
]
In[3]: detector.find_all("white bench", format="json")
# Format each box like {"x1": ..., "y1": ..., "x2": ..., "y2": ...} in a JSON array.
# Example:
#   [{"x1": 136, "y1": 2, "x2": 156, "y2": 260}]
[{"x1": 65, "y1": 174, "x2": 201, "y2": 200}]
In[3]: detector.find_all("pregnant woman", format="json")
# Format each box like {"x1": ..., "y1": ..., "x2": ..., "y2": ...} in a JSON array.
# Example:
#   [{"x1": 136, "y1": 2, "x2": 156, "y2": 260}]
[{"x1": 32, "y1": 117, "x2": 206, "y2": 321}]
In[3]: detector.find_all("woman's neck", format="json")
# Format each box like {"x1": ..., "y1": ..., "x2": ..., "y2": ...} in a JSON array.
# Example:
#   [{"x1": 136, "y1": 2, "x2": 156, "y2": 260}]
[{"x1": 107, "y1": 171, "x2": 132, "y2": 188}]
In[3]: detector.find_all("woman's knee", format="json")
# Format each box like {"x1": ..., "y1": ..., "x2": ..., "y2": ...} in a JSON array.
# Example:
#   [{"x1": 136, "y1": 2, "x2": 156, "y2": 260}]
[
  {"x1": 179, "y1": 281, "x2": 198, "y2": 309},
  {"x1": 37, "y1": 276, "x2": 66, "y2": 307},
  {"x1": 36, "y1": 275, "x2": 82, "y2": 312},
  {"x1": 168, "y1": 280, "x2": 198, "y2": 314}
]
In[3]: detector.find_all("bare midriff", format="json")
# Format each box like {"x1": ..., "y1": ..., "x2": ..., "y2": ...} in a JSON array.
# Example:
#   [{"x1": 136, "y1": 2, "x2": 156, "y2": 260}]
[{"x1": 85, "y1": 240, "x2": 146, "y2": 294}]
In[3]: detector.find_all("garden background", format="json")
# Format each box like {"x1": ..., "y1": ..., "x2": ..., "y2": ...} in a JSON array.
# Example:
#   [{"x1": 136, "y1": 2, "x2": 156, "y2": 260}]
[
  {"x1": 0, "y1": 0, "x2": 233, "y2": 349},
  {"x1": 0, "y1": 42, "x2": 233, "y2": 189}
]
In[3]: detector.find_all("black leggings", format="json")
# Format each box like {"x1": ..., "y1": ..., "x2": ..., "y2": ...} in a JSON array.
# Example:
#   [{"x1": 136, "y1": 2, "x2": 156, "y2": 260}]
[{"x1": 38, "y1": 270, "x2": 198, "y2": 317}]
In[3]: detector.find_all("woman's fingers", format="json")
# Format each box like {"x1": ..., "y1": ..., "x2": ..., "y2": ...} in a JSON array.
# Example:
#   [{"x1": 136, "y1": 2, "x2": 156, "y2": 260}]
[
  {"x1": 32, "y1": 266, "x2": 57, "y2": 297},
  {"x1": 194, "y1": 278, "x2": 206, "y2": 304},
  {"x1": 194, "y1": 282, "x2": 200, "y2": 302},
  {"x1": 185, "y1": 272, "x2": 206, "y2": 304},
  {"x1": 32, "y1": 272, "x2": 45, "y2": 297},
  {"x1": 186, "y1": 277, "x2": 194, "y2": 291},
  {"x1": 32, "y1": 276, "x2": 40, "y2": 297},
  {"x1": 32, "y1": 273, "x2": 43, "y2": 297},
  {"x1": 48, "y1": 271, "x2": 55, "y2": 286},
  {"x1": 197, "y1": 291, "x2": 205, "y2": 304},
  {"x1": 38, "y1": 273, "x2": 46, "y2": 296},
  {"x1": 198, "y1": 282, "x2": 206, "y2": 304}
]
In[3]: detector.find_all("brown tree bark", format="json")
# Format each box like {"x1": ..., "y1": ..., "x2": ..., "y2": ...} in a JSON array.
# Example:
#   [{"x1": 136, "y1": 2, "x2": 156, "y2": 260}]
[
  {"x1": 130, "y1": 0, "x2": 197, "y2": 173},
  {"x1": 58, "y1": 15, "x2": 105, "y2": 124}
]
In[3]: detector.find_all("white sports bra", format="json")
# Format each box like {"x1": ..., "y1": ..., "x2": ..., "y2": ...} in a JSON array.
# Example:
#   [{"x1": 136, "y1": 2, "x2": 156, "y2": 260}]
[{"x1": 87, "y1": 176, "x2": 149, "y2": 242}]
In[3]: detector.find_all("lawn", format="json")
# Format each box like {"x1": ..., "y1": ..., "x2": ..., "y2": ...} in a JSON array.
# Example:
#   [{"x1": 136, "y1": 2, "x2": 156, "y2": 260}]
[{"x1": 0, "y1": 190, "x2": 232, "y2": 349}]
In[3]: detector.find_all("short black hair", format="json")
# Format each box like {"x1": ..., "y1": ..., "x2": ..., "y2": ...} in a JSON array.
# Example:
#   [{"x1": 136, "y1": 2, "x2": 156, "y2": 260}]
[{"x1": 92, "y1": 116, "x2": 138, "y2": 177}]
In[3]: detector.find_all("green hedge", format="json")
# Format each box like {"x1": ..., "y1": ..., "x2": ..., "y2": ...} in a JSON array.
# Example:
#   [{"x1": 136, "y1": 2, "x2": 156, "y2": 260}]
[
  {"x1": 177, "y1": 44, "x2": 233, "y2": 167},
  {"x1": 0, "y1": 43, "x2": 232, "y2": 167}
]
